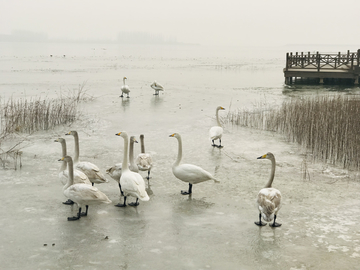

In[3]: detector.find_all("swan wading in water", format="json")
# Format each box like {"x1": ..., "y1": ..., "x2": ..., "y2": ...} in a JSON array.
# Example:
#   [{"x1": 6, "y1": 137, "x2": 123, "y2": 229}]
[
  {"x1": 115, "y1": 132, "x2": 149, "y2": 207},
  {"x1": 65, "y1": 131, "x2": 108, "y2": 186},
  {"x1": 136, "y1": 134, "x2": 153, "y2": 181},
  {"x1": 59, "y1": 156, "x2": 112, "y2": 221},
  {"x1": 120, "y1": 76, "x2": 130, "y2": 98},
  {"x1": 209, "y1": 106, "x2": 225, "y2": 148},
  {"x1": 106, "y1": 136, "x2": 139, "y2": 198},
  {"x1": 169, "y1": 133, "x2": 219, "y2": 195},
  {"x1": 255, "y1": 152, "x2": 282, "y2": 227},
  {"x1": 54, "y1": 138, "x2": 92, "y2": 205},
  {"x1": 150, "y1": 81, "x2": 164, "y2": 95}
]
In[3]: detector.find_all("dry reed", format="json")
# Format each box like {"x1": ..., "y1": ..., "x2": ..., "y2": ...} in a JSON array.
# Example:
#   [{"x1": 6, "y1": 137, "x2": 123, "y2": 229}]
[{"x1": 226, "y1": 95, "x2": 360, "y2": 170}]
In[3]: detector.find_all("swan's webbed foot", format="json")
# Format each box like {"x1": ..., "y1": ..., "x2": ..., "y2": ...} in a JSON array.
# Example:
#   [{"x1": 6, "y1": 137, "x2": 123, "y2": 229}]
[
  {"x1": 181, "y1": 183, "x2": 192, "y2": 195},
  {"x1": 255, "y1": 213, "x2": 267, "y2": 226},
  {"x1": 217, "y1": 145, "x2": 223, "y2": 148},
  {"x1": 255, "y1": 221, "x2": 267, "y2": 226},
  {"x1": 80, "y1": 205, "x2": 88, "y2": 216},
  {"x1": 115, "y1": 197, "x2": 127, "y2": 207},
  {"x1": 68, "y1": 208, "x2": 81, "y2": 221},
  {"x1": 269, "y1": 222, "x2": 282, "y2": 227},
  {"x1": 128, "y1": 198, "x2": 139, "y2": 206},
  {"x1": 211, "y1": 143, "x2": 218, "y2": 147},
  {"x1": 115, "y1": 203, "x2": 127, "y2": 207},
  {"x1": 63, "y1": 199, "x2": 74, "y2": 205},
  {"x1": 120, "y1": 94, "x2": 124, "y2": 98},
  {"x1": 269, "y1": 215, "x2": 281, "y2": 227}
]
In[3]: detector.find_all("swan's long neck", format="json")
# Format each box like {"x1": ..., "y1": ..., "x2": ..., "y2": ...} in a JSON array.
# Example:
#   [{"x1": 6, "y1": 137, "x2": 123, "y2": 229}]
[
  {"x1": 140, "y1": 136, "x2": 145, "y2": 153},
  {"x1": 122, "y1": 134, "x2": 129, "y2": 171},
  {"x1": 64, "y1": 158, "x2": 74, "y2": 190},
  {"x1": 264, "y1": 157, "x2": 276, "y2": 188},
  {"x1": 123, "y1": 78, "x2": 126, "y2": 85},
  {"x1": 174, "y1": 136, "x2": 183, "y2": 167},
  {"x1": 216, "y1": 108, "x2": 222, "y2": 127},
  {"x1": 73, "y1": 132, "x2": 80, "y2": 163},
  {"x1": 129, "y1": 139, "x2": 136, "y2": 169},
  {"x1": 60, "y1": 141, "x2": 67, "y2": 171}
]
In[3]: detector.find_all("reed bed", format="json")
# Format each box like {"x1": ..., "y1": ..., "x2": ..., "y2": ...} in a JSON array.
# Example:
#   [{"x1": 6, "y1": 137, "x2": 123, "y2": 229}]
[{"x1": 226, "y1": 95, "x2": 360, "y2": 170}]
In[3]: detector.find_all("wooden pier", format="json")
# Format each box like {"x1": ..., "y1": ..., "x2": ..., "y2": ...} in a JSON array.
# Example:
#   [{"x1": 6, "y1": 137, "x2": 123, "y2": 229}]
[{"x1": 284, "y1": 49, "x2": 360, "y2": 85}]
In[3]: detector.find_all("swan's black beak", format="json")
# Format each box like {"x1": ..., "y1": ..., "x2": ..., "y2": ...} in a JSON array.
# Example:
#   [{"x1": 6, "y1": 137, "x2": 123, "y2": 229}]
[
  {"x1": 169, "y1": 134, "x2": 175, "y2": 137},
  {"x1": 65, "y1": 132, "x2": 70, "y2": 135},
  {"x1": 58, "y1": 157, "x2": 65, "y2": 161},
  {"x1": 135, "y1": 140, "x2": 138, "y2": 143},
  {"x1": 115, "y1": 132, "x2": 121, "y2": 136},
  {"x1": 257, "y1": 154, "x2": 267, "y2": 159}
]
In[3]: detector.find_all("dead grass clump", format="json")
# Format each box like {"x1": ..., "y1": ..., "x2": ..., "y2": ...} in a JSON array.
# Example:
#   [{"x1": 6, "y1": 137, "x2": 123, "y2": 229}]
[{"x1": 226, "y1": 95, "x2": 360, "y2": 169}]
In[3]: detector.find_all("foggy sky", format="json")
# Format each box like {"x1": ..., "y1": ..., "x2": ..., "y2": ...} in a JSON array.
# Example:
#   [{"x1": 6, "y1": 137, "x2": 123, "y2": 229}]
[{"x1": 1, "y1": 0, "x2": 360, "y2": 46}]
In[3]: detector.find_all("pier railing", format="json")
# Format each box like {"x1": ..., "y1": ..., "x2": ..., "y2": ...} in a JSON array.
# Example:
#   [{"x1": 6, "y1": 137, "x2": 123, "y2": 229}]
[{"x1": 285, "y1": 49, "x2": 360, "y2": 72}]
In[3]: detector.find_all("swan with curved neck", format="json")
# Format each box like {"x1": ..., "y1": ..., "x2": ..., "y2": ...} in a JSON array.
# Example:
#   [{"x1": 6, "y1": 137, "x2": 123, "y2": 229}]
[
  {"x1": 65, "y1": 131, "x2": 108, "y2": 185},
  {"x1": 59, "y1": 155, "x2": 111, "y2": 221},
  {"x1": 54, "y1": 138, "x2": 91, "y2": 205},
  {"x1": 136, "y1": 134, "x2": 153, "y2": 181},
  {"x1": 209, "y1": 106, "x2": 225, "y2": 148},
  {"x1": 150, "y1": 81, "x2": 164, "y2": 95},
  {"x1": 120, "y1": 77, "x2": 130, "y2": 98},
  {"x1": 106, "y1": 136, "x2": 139, "y2": 196},
  {"x1": 115, "y1": 132, "x2": 149, "y2": 207},
  {"x1": 255, "y1": 152, "x2": 282, "y2": 227},
  {"x1": 169, "y1": 133, "x2": 219, "y2": 195}
]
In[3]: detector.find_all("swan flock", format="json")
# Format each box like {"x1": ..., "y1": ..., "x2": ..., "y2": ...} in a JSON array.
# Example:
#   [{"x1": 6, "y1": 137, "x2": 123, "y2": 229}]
[{"x1": 54, "y1": 104, "x2": 282, "y2": 227}]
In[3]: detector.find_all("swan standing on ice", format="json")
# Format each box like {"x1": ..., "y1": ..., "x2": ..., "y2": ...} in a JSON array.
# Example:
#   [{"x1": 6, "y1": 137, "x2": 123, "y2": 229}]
[
  {"x1": 54, "y1": 138, "x2": 92, "y2": 205},
  {"x1": 209, "y1": 106, "x2": 225, "y2": 148},
  {"x1": 120, "y1": 76, "x2": 130, "y2": 98},
  {"x1": 65, "y1": 131, "x2": 108, "y2": 186},
  {"x1": 106, "y1": 135, "x2": 139, "y2": 198},
  {"x1": 169, "y1": 133, "x2": 219, "y2": 195},
  {"x1": 59, "y1": 156, "x2": 112, "y2": 221},
  {"x1": 115, "y1": 132, "x2": 149, "y2": 207},
  {"x1": 150, "y1": 81, "x2": 164, "y2": 95},
  {"x1": 255, "y1": 152, "x2": 282, "y2": 227},
  {"x1": 136, "y1": 134, "x2": 153, "y2": 181}
]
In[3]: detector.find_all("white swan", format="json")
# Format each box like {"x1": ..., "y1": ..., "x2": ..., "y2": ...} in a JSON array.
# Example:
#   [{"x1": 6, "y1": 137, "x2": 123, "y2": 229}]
[
  {"x1": 59, "y1": 155, "x2": 112, "y2": 221},
  {"x1": 54, "y1": 138, "x2": 92, "y2": 205},
  {"x1": 255, "y1": 152, "x2": 282, "y2": 227},
  {"x1": 169, "y1": 133, "x2": 219, "y2": 195},
  {"x1": 209, "y1": 106, "x2": 225, "y2": 148},
  {"x1": 150, "y1": 80, "x2": 164, "y2": 95},
  {"x1": 115, "y1": 131, "x2": 150, "y2": 207},
  {"x1": 120, "y1": 76, "x2": 130, "y2": 98},
  {"x1": 136, "y1": 134, "x2": 153, "y2": 181},
  {"x1": 106, "y1": 135, "x2": 139, "y2": 197},
  {"x1": 65, "y1": 131, "x2": 108, "y2": 185}
]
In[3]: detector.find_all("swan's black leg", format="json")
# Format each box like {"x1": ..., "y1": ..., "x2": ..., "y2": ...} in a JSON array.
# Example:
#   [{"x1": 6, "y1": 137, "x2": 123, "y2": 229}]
[
  {"x1": 80, "y1": 205, "x2": 89, "y2": 216},
  {"x1": 269, "y1": 215, "x2": 282, "y2": 227},
  {"x1": 119, "y1": 183, "x2": 124, "y2": 196},
  {"x1": 129, "y1": 198, "x2": 139, "y2": 206},
  {"x1": 63, "y1": 199, "x2": 74, "y2": 205},
  {"x1": 115, "y1": 196, "x2": 127, "y2": 207},
  {"x1": 146, "y1": 170, "x2": 151, "y2": 180},
  {"x1": 68, "y1": 207, "x2": 81, "y2": 221},
  {"x1": 181, "y1": 183, "x2": 192, "y2": 195},
  {"x1": 217, "y1": 139, "x2": 223, "y2": 148},
  {"x1": 255, "y1": 213, "x2": 267, "y2": 226},
  {"x1": 120, "y1": 93, "x2": 124, "y2": 97},
  {"x1": 92, "y1": 182, "x2": 94, "y2": 186},
  {"x1": 127, "y1": 94, "x2": 130, "y2": 98},
  {"x1": 211, "y1": 140, "x2": 217, "y2": 147}
]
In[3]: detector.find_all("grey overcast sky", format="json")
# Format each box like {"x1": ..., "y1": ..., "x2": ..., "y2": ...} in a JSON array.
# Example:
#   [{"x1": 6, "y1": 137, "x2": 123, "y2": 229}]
[{"x1": 1, "y1": 0, "x2": 360, "y2": 46}]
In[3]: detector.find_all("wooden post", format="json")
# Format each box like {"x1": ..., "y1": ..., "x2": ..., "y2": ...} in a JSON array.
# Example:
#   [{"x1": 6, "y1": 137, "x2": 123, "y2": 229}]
[
  {"x1": 351, "y1": 53, "x2": 354, "y2": 70},
  {"x1": 317, "y1": 52, "x2": 320, "y2": 72},
  {"x1": 286, "y1": 53, "x2": 289, "y2": 71},
  {"x1": 347, "y1": 50, "x2": 350, "y2": 63},
  {"x1": 301, "y1": 52, "x2": 304, "y2": 68}
]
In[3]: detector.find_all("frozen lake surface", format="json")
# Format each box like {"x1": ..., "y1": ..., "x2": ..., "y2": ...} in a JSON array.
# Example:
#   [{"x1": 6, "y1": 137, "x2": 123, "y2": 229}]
[{"x1": 1, "y1": 42, "x2": 360, "y2": 269}]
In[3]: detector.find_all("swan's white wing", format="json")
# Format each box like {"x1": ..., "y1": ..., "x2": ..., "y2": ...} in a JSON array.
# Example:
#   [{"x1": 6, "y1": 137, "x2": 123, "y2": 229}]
[
  {"x1": 209, "y1": 126, "x2": 223, "y2": 140},
  {"x1": 62, "y1": 169, "x2": 91, "y2": 185},
  {"x1": 120, "y1": 171, "x2": 149, "y2": 201},
  {"x1": 257, "y1": 188, "x2": 281, "y2": 221},
  {"x1": 106, "y1": 163, "x2": 122, "y2": 182},
  {"x1": 173, "y1": 163, "x2": 218, "y2": 184},
  {"x1": 151, "y1": 82, "x2": 164, "y2": 91},
  {"x1": 136, "y1": 153, "x2": 152, "y2": 171},
  {"x1": 64, "y1": 184, "x2": 112, "y2": 207},
  {"x1": 76, "y1": 161, "x2": 108, "y2": 183},
  {"x1": 121, "y1": 85, "x2": 130, "y2": 93}
]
